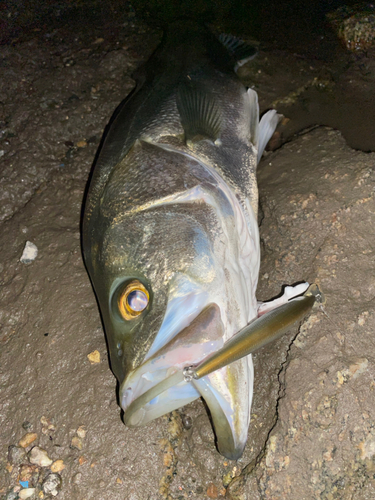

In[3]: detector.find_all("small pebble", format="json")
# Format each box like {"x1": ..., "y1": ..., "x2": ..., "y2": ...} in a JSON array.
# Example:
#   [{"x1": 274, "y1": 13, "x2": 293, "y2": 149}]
[
  {"x1": 20, "y1": 241, "x2": 38, "y2": 264},
  {"x1": 40, "y1": 416, "x2": 49, "y2": 426},
  {"x1": 19, "y1": 464, "x2": 39, "y2": 484},
  {"x1": 65, "y1": 148, "x2": 76, "y2": 160},
  {"x1": 181, "y1": 414, "x2": 193, "y2": 430},
  {"x1": 42, "y1": 426, "x2": 56, "y2": 435},
  {"x1": 40, "y1": 416, "x2": 55, "y2": 433},
  {"x1": 87, "y1": 350, "x2": 100, "y2": 364},
  {"x1": 42, "y1": 473, "x2": 62, "y2": 496},
  {"x1": 19, "y1": 488, "x2": 36, "y2": 499},
  {"x1": 22, "y1": 421, "x2": 33, "y2": 431},
  {"x1": 29, "y1": 446, "x2": 53, "y2": 467},
  {"x1": 207, "y1": 483, "x2": 218, "y2": 498},
  {"x1": 72, "y1": 472, "x2": 82, "y2": 484},
  {"x1": 78, "y1": 455, "x2": 87, "y2": 465},
  {"x1": 51, "y1": 459, "x2": 65, "y2": 473},
  {"x1": 222, "y1": 471, "x2": 233, "y2": 487},
  {"x1": 76, "y1": 426, "x2": 86, "y2": 439},
  {"x1": 71, "y1": 436, "x2": 83, "y2": 450},
  {"x1": 19, "y1": 433, "x2": 38, "y2": 448},
  {"x1": 5, "y1": 491, "x2": 19, "y2": 500},
  {"x1": 64, "y1": 58, "x2": 75, "y2": 67},
  {"x1": 8, "y1": 445, "x2": 26, "y2": 465}
]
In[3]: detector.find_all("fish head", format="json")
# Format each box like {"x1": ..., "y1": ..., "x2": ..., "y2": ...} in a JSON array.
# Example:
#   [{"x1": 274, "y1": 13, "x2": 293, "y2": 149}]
[
  {"x1": 83, "y1": 140, "x2": 258, "y2": 459},
  {"x1": 92, "y1": 212, "x2": 218, "y2": 379}
]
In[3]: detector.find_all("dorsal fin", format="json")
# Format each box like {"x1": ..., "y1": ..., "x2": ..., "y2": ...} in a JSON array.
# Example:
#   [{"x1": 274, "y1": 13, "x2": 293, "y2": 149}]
[
  {"x1": 177, "y1": 82, "x2": 223, "y2": 145},
  {"x1": 219, "y1": 33, "x2": 258, "y2": 69}
]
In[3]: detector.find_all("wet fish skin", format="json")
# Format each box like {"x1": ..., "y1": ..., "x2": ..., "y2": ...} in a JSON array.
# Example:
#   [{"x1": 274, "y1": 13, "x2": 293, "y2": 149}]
[{"x1": 82, "y1": 21, "x2": 278, "y2": 459}]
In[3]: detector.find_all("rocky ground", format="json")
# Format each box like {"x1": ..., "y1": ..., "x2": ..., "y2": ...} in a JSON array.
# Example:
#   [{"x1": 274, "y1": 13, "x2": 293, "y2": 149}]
[{"x1": 1, "y1": 3, "x2": 375, "y2": 500}]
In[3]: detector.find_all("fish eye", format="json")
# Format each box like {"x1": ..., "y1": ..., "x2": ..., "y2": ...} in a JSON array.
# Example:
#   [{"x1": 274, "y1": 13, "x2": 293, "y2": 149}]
[{"x1": 118, "y1": 280, "x2": 149, "y2": 320}]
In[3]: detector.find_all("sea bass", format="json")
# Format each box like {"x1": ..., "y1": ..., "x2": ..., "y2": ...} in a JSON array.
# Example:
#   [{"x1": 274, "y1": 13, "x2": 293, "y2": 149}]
[{"x1": 82, "y1": 22, "x2": 316, "y2": 459}]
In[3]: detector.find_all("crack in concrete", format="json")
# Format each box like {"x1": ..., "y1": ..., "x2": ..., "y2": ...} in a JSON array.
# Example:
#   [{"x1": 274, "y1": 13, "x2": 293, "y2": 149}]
[{"x1": 233, "y1": 320, "x2": 307, "y2": 499}]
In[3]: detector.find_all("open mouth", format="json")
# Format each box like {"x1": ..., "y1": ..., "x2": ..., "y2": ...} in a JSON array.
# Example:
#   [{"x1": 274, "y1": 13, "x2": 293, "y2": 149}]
[
  {"x1": 120, "y1": 286, "x2": 319, "y2": 459},
  {"x1": 120, "y1": 304, "x2": 224, "y2": 426}
]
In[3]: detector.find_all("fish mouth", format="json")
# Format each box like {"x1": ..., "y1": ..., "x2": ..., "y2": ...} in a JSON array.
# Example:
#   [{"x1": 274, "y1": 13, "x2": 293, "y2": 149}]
[
  {"x1": 120, "y1": 304, "x2": 224, "y2": 426},
  {"x1": 120, "y1": 303, "x2": 251, "y2": 459}
]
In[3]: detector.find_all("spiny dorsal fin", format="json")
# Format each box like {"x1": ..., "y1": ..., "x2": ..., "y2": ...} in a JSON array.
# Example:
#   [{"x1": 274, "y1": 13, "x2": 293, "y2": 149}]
[
  {"x1": 177, "y1": 82, "x2": 223, "y2": 145},
  {"x1": 219, "y1": 33, "x2": 258, "y2": 69}
]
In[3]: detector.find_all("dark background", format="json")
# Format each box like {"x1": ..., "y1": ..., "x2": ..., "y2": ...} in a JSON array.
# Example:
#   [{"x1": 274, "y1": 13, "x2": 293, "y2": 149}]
[{"x1": 0, "y1": 0, "x2": 360, "y2": 53}]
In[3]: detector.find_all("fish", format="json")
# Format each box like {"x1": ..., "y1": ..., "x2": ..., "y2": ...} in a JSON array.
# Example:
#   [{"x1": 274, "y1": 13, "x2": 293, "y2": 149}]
[{"x1": 82, "y1": 21, "x2": 317, "y2": 460}]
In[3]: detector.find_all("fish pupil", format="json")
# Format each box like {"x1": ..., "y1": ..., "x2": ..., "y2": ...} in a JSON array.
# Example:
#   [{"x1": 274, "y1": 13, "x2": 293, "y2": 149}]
[{"x1": 127, "y1": 290, "x2": 148, "y2": 312}]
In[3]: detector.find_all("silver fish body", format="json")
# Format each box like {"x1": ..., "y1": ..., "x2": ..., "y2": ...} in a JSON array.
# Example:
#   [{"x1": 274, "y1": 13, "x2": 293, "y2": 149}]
[{"x1": 83, "y1": 22, "x2": 280, "y2": 459}]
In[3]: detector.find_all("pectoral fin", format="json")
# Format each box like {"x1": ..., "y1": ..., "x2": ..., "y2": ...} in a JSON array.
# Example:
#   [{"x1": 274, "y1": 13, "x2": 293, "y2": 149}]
[{"x1": 177, "y1": 83, "x2": 223, "y2": 144}]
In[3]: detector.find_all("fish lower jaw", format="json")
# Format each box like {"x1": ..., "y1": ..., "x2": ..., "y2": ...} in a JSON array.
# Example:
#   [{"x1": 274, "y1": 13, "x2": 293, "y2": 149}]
[
  {"x1": 124, "y1": 407, "x2": 145, "y2": 427},
  {"x1": 120, "y1": 369, "x2": 201, "y2": 427},
  {"x1": 120, "y1": 360, "x2": 252, "y2": 460}
]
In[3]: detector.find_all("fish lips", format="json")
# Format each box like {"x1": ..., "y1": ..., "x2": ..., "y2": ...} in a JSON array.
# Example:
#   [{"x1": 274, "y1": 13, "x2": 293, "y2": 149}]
[{"x1": 119, "y1": 303, "x2": 224, "y2": 427}]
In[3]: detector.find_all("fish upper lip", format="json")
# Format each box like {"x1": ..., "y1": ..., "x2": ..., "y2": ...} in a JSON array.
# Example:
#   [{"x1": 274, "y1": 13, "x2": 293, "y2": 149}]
[{"x1": 121, "y1": 368, "x2": 184, "y2": 426}]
